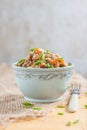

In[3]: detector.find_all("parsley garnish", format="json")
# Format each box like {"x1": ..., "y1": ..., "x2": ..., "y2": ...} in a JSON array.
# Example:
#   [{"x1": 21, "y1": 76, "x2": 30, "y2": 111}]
[
  {"x1": 66, "y1": 120, "x2": 79, "y2": 126},
  {"x1": 35, "y1": 60, "x2": 43, "y2": 65},
  {"x1": 45, "y1": 50, "x2": 50, "y2": 54},
  {"x1": 66, "y1": 121, "x2": 72, "y2": 126},
  {"x1": 84, "y1": 104, "x2": 87, "y2": 109},
  {"x1": 47, "y1": 64, "x2": 53, "y2": 68},
  {"x1": 17, "y1": 59, "x2": 25, "y2": 65},
  {"x1": 58, "y1": 57, "x2": 64, "y2": 62},
  {"x1": 39, "y1": 54, "x2": 44, "y2": 60},
  {"x1": 57, "y1": 112, "x2": 64, "y2": 115},
  {"x1": 30, "y1": 48, "x2": 35, "y2": 52},
  {"x1": 68, "y1": 63, "x2": 72, "y2": 66},
  {"x1": 56, "y1": 105, "x2": 65, "y2": 108},
  {"x1": 32, "y1": 107, "x2": 41, "y2": 110},
  {"x1": 22, "y1": 101, "x2": 34, "y2": 108},
  {"x1": 73, "y1": 119, "x2": 79, "y2": 124}
]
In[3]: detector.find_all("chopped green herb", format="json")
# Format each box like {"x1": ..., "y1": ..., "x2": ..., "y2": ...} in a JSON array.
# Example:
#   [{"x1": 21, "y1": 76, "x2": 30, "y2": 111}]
[
  {"x1": 84, "y1": 104, "x2": 87, "y2": 109},
  {"x1": 32, "y1": 107, "x2": 41, "y2": 110},
  {"x1": 66, "y1": 120, "x2": 79, "y2": 127},
  {"x1": 68, "y1": 63, "x2": 72, "y2": 66},
  {"x1": 66, "y1": 121, "x2": 72, "y2": 126},
  {"x1": 84, "y1": 92, "x2": 87, "y2": 94},
  {"x1": 57, "y1": 112, "x2": 64, "y2": 115},
  {"x1": 35, "y1": 61, "x2": 43, "y2": 65},
  {"x1": 39, "y1": 54, "x2": 44, "y2": 60},
  {"x1": 30, "y1": 48, "x2": 35, "y2": 52},
  {"x1": 17, "y1": 59, "x2": 25, "y2": 65},
  {"x1": 47, "y1": 64, "x2": 53, "y2": 68},
  {"x1": 44, "y1": 58, "x2": 47, "y2": 63},
  {"x1": 73, "y1": 119, "x2": 79, "y2": 124},
  {"x1": 45, "y1": 50, "x2": 50, "y2": 54},
  {"x1": 56, "y1": 105, "x2": 65, "y2": 108},
  {"x1": 22, "y1": 101, "x2": 34, "y2": 108},
  {"x1": 58, "y1": 57, "x2": 64, "y2": 62}
]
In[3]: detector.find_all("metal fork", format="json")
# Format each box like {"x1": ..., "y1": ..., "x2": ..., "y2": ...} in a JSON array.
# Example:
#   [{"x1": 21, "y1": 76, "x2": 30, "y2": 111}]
[{"x1": 68, "y1": 84, "x2": 81, "y2": 112}]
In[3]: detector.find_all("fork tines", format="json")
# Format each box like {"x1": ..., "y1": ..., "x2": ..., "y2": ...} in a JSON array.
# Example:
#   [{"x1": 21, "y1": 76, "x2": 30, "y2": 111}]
[{"x1": 70, "y1": 84, "x2": 81, "y2": 95}]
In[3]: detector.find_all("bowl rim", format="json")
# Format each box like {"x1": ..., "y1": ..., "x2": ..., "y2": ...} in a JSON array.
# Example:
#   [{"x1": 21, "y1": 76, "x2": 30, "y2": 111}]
[{"x1": 12, "y1": 62, "x2": 74, "y2": 71}]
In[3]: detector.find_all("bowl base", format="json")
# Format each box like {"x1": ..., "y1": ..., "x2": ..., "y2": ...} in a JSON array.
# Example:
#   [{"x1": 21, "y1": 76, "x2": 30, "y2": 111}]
[{"x1": 24, "y1": 96, "x2": 63, "y2": 103}]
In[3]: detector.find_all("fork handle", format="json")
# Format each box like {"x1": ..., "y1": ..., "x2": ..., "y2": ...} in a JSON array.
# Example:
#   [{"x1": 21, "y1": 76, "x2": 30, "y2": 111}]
[{"x1": 68, "y1": 94, "x2": 78, "y2": 112}]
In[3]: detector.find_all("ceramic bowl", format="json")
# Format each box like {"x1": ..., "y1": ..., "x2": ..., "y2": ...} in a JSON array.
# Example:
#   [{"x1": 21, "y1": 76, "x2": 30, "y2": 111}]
[{"x1": 12, "y1": 63, "x2": 74, "y2": 102}]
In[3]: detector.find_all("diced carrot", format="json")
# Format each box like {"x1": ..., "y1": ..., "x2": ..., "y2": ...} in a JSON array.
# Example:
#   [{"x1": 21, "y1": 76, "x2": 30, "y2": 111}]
[
  {"x1": 51, "y1": 58, "x2": 59, "y2": 68},
  {"x1": 51, "y1": 58, "x2": 58, "y2": 64},
  {"x1": 34, "y1": 48, "x2": 41, "y2": 54},
  {"x1": 60, "y1": 60, "x2": 66, "y2": 67}
]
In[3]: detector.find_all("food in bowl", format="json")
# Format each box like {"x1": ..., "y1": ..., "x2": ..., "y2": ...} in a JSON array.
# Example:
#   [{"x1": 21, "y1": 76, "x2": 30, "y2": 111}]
[
  {"x1": 13, "y1": 48, "x2": 74, "y2": 103},
  {"x1": 16, "y1": 48, "x2": 69, "y2": 68}
]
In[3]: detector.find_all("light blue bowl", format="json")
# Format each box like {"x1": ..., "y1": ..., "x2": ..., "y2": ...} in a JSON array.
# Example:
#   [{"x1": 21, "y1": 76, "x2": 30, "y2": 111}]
[{"x1": 12, "y1": 63, "x2": 74, "y2": 103}]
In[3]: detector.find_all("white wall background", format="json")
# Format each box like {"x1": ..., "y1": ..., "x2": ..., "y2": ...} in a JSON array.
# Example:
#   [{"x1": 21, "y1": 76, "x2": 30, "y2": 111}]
[{"x1": 0, "y1": 0, "x2": 87, "y2": 77}]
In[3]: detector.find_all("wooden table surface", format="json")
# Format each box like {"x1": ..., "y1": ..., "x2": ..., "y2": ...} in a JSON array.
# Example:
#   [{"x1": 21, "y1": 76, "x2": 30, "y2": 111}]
[
  {"x1": 0, "y1": 64, "x2": 87, "y2": 130},
  {"x1": 0, "y1": 95, "x2": 87, "y2": 130}
]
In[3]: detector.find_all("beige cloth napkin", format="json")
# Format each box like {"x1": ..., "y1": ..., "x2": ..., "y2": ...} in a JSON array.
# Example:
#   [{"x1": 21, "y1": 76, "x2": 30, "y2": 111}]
[{"x1": 0, "y1": 63, "x2": 87, "y2": 126}]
